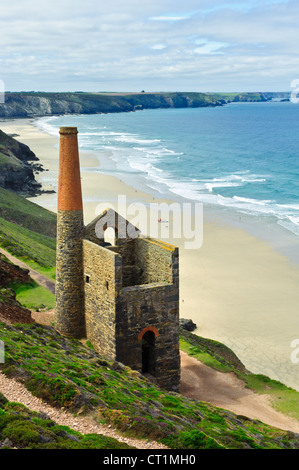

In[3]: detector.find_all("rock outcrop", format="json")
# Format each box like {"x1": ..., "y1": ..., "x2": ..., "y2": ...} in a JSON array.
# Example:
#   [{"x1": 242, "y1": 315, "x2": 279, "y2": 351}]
[
  {"x1": 179, "y1": 318, "x2": 197, "y2": 331},
  {"x1": 0, "y1": 129, "x2": 43, "y2": 196}
]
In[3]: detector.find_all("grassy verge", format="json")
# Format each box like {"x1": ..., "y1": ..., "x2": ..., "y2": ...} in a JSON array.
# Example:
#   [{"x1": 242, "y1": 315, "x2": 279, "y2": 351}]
[
  {"x1": 11, "y1": 281, "x2": 55, "y2": 311},
  {"x1": 0, "y1": 187, "x2": 56, "y2": 274},
  {"x1": 0, "y1": 187, "x2": 56, "y2": 239},
  {"x1": 179, "y1": 329, "x2": 299, "y2": 423},
  {"x1": 0, "y1": 397, "x2": 135, "y2": 449},
  {"x1": 0, "y1": 322, "x2": 298, "y2": 449},
  {"x1": 0, "y1": 217, "x2": 56, "y2": 268}
]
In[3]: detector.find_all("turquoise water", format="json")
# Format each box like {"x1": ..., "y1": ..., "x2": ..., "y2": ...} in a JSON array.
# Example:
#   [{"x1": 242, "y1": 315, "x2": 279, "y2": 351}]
[{"x1": 36, "y1": 101, "x2": 299, "y2": 258}]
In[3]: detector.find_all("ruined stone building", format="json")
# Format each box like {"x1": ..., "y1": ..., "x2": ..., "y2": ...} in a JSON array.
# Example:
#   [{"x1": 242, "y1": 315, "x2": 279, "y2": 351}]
[{"x1": 55, "y1": 127, "x2": 180, "y2": 392}]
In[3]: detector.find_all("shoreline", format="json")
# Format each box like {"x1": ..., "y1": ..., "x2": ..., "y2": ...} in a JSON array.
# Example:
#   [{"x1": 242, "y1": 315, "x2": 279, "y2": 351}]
[{"x1": 1, "y1": 117, "x2": 299, "y2": 392}]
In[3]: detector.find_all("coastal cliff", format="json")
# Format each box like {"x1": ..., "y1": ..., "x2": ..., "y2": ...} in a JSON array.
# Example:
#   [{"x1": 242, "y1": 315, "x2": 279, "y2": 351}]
[
  {"x1": 0, "y1": 129, "x2": 44, "y2": 196},
  {"x1": 0, "y1": 91, "x2": 278, "y2": 119},
  {"x1": 0, "y1": 91, "x2": 224, "y2": 119}
]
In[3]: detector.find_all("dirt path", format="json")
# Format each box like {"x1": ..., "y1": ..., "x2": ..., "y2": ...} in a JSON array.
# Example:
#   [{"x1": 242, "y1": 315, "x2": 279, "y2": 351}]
[
  {"x1": 1, "y1": 248, "x2": 299, "y2": 438},
  {"x1": 0, "y1": 371, "x2": 167, "y2": 450},
  {"x1": 1, "y1": 318, "x2": 299, "y2": 449},
  {"x1": 180, "y1": 351, "x2": 299, "y2": 433},
  {"x1": 0, "y1": 247, "x2": 55, "y2": 294}
]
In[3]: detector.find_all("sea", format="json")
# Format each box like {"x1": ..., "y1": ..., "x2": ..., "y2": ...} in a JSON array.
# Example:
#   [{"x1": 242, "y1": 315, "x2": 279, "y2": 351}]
[
  {"x1": 35, "y1": 100, "x2": 299, "y2": 262},
  {"x1": 34, "y1": 101, "x2": 299, "y2": 390}
]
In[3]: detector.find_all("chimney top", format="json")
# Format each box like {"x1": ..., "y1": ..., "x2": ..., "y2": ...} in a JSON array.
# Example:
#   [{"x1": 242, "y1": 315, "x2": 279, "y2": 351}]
[
  {"x1": 59, "y1": 127, "x2": 78, "y2": 135},
  {"x1": 57, "y1": 126, "x2": 83, "y2": 211}
]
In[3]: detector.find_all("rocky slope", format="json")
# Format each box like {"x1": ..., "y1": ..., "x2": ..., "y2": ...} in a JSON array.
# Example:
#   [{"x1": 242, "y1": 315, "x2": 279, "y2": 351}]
[
  {"x1": 0, "y1": 252, "x2": 34, "y2": 324},
  {"x1": 0, "y1": 129, "x2": 44, "y2": 196}
]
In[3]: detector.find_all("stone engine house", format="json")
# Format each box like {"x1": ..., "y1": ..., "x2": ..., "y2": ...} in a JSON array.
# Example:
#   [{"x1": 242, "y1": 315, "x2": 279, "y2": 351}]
[{"x1": 55, "y1": 127, "x2": 180, "y2": 392}]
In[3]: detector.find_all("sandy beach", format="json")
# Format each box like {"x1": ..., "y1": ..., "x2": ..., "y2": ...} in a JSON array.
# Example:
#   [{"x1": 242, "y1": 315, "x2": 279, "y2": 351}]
[{"x1": 1, "y1": 117, "x2": 299, "y2": 392}]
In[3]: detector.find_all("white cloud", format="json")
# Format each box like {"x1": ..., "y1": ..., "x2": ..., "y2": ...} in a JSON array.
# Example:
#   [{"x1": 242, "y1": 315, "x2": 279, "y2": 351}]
[
  {"x1": 0, "y1": 0, "x2": 298, "y2": 92},
  {"x1": 193, "y1": 40, "x2": 229, "y2": 55},
  {"x1": 150, "y1": 15, "x2": 192, "y2": 21},
  {"x1": 151, "y1": 44, "x2": 167, "y2": 50}
]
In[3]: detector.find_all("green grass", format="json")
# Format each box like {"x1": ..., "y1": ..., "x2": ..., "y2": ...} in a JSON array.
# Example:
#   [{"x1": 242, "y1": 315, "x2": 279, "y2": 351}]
[
  {"x1": 0, "y1": 217, "x2": 56, "y2": 268},
  {"x1": 0, "y1": 322, "x2": 298, "y2": 449},
  {"x1": 0, "y1": 187, "x2": 57, "y2": 239},
  {"x1": 180, "y1": 329, "x2": 299, "y2": 423},
  {"x1": 11, "y1": 280, "x2": 55, "y2": 311},
  {"x1": 180, "y1": 338, "x2": 232, "y2": 373},
  {"x1": 0, "y1": 188, "x2": 57, "y2": 310},
  {"x1": 240, "y1": 373, "x2": 299, "y2": 422},
  {"x1": 0, "y1": 398, "x2": 135, "y2": 449},
  {"x1": 213, "y1": 92, "x2": 267, "y2": 102}
]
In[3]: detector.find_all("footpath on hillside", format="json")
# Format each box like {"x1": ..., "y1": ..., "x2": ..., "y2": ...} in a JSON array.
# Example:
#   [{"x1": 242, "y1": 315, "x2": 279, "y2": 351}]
[
  {"x1": 1, "y1": 247, "x2": 299, "y2": 435},
  {"x1": 0, "y1": 247, "x2": 55, "y2": 294}
]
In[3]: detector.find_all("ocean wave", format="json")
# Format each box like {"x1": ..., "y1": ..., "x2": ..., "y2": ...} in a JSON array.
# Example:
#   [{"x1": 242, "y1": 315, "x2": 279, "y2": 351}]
[
  {"x1": 34, "y1": 116, "x2": 60, "y2": 136},
  {"x1": 33, "y1": 114, "x2": 299, "y2": 239},
  {"x1": 161, "y1": 177, "x2": 299, "y2": 237},
  {"x1": 205, "y1": 181, "x2": 242, "y2": 191},
  {"x1": 114, "y1": 135, "x2": 161, "y2": 145}
]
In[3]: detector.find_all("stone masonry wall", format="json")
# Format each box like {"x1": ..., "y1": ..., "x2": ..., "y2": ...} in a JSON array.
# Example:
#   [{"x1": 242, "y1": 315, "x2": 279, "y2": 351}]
[
  {"x1": 82, "y1": 235, "x2": 180, "y2": 392},
  {"x1": 55, "y1": 210, "x2": 85, "y2": 338},
  {"x1": 116, "y1": 238, "x2": 180, "y2": 392},
  {"x1": 135, "y1": 238, "x2": 178, "y2": 286},
  {"x1": 116, "y1": 282, "x2": 180, "y2": 391},
  {"x1": 82, "y1": 239, "x2": 122, "y2": 360}
]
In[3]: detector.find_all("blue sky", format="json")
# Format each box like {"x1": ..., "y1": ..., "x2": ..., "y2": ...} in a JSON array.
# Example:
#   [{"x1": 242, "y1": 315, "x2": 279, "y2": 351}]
[{"x1": 0, "y1": 0, "x2": 298, "y2": 92}]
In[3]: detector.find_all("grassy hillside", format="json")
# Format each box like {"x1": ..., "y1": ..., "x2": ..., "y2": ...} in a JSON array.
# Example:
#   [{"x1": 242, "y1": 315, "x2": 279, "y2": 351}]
[
  {"x1": 0, "y1": 187, "x2": 56, "y2": 239},
  {"x1": 212, "y1": 92, "x2": 268, "y2": 103},
  {"x1": 180, "y1": 329, "x2": 299, "y2": 423},
  {"x1": 0, "y1": 188, "x2": 56, "y2": 269},
  {"x1": 0, "y1": 395, "x2": 134, "y2": 449},
  {"x1": 0, "y1": 178, "x2": 298, "y2": 449},
  {"x1": 0, "y1": 322, "x2": 298, "y2": 449},
  {"x1": 0, "y1": 188, "x2": 56, "y2": 310}
]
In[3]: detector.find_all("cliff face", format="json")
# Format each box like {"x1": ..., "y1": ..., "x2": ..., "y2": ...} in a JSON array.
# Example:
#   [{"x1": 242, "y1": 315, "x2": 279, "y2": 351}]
[
  {"x1": 0, "y1": 91, "x2": 285, "y2": 119},
  {"x1": 0, "y1": 129, "x2": 43, "y2": 196},
  {"x1": 0, "y1": 92, "x2": 224, "y2": 118}
]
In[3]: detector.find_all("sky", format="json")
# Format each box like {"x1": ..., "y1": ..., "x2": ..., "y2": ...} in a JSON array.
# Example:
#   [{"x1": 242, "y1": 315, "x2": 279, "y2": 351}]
[{"x1": 0, "y1": 0, "x2": 298, "y2": 93}]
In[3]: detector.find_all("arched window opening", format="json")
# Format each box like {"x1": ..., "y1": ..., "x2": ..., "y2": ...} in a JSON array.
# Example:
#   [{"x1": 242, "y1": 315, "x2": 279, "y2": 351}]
[
  {"x1": 142, "y1": 330, "x2": 156, "y2": 375},
  {"x1": 104, "y1": 226, "x2": 116, "y2": 246}
]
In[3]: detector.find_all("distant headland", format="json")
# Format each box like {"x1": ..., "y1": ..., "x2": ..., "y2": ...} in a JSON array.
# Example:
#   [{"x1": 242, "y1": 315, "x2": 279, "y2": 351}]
[{"x1": 0, "y1": 91, "x2": 290, "y2": 119}]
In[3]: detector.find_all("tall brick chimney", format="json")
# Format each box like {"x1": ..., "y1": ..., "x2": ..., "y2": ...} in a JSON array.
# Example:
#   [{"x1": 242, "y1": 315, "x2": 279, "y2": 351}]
[{"x1": 55, "y1": 127, "x2": 85, "y2": 338}]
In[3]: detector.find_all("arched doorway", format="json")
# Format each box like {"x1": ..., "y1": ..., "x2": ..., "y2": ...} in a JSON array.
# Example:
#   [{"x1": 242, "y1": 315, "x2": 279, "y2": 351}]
[{"x1": 142, "y1": 330, "x2": 156, "y2": 375}]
